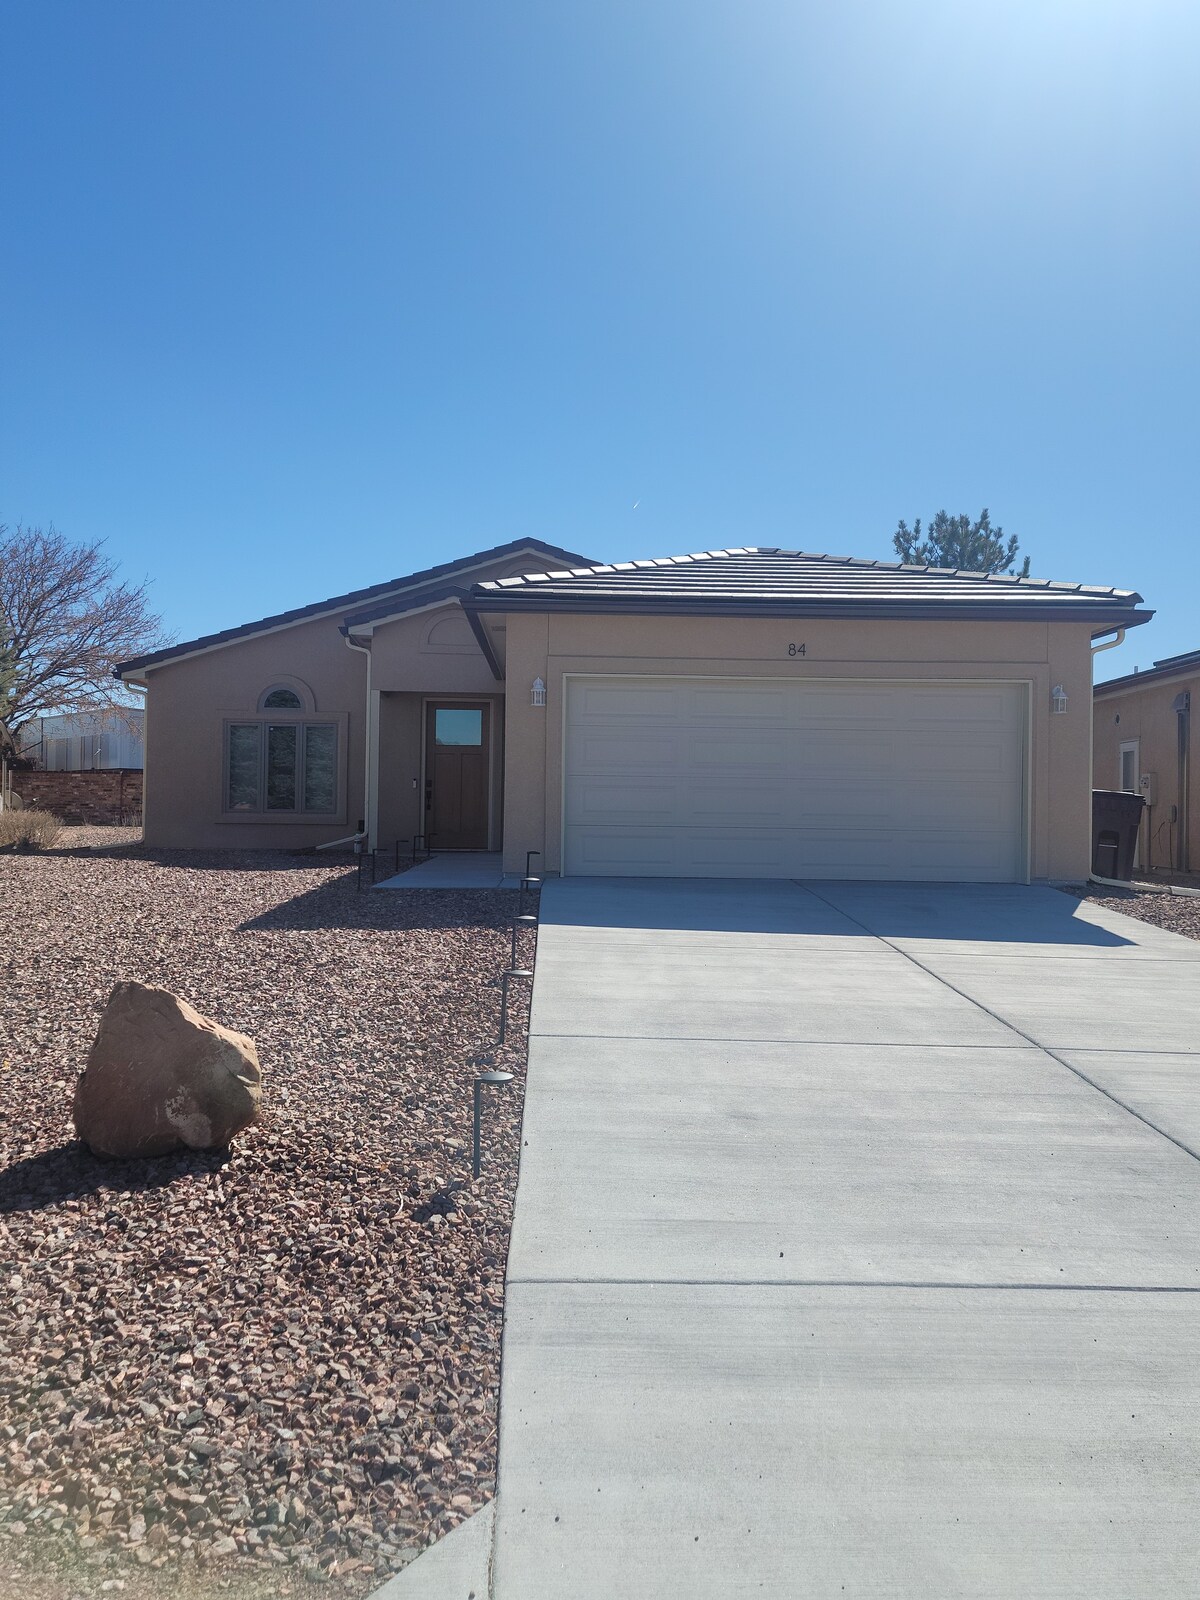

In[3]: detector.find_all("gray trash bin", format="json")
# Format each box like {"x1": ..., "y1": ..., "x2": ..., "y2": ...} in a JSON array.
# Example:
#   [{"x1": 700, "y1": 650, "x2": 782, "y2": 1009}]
[{"x1": 1091, "y1": 790, "x2": 1145, "y2": 881}]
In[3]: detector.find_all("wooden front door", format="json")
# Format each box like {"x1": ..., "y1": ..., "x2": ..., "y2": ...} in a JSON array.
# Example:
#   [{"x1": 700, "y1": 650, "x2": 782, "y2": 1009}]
[{"x1": 425, "y1": 702, "x2": 491, "y2": 850}]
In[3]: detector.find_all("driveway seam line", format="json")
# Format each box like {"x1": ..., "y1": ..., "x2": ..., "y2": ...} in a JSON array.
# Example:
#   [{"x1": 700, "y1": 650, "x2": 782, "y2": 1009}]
[
  {"x1": 528, "y1": 1033, "x2": 1035, "y2": 1047},
  {"x1": 509, "y1": 1277, "x2": 1200, "y2": 1292},
  {"x1": 795, "y1": 882, "x2": 1200, "y2": 1168}
]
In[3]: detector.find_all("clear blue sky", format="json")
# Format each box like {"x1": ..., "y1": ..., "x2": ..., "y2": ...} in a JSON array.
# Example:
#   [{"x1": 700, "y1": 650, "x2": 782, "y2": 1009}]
[{"x1": 2, "y1": 0, "x2": 1196, "y2": 680}]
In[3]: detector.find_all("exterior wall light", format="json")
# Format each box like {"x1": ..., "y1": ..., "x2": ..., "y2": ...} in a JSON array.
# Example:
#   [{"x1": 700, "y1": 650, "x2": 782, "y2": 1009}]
[
  {"x1": 531, "y1": 677, "x2": 546, "y2": 707},
  {"x1": 1051, "y1": 684, "x2": 1068, "y2": 715}
]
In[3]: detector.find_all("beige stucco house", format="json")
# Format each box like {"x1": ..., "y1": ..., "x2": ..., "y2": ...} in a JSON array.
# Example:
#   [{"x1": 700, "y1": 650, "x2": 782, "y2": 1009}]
[
  {"x1": 116, "y1": 540, "x2": 1151, "y2": 883},
  {"x1": 1093, "y1": 649, "x2": 1197, "y2": 874}
]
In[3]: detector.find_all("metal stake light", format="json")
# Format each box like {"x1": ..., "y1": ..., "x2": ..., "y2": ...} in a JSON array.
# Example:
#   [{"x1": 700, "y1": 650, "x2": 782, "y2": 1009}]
[
  {"x1": 498, "y1": 968, "x2": 533, "y2": 1044},
  {"x1": 473, "y1": 1070, "x2": 514, "y2": 1177},
  {"x1": 510, "y1": 912, "x2": 538, "y2": 971}
]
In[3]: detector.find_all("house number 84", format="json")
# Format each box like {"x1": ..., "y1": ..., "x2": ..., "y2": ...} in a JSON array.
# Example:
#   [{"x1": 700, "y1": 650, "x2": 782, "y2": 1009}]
[{"x1": 788, "y1": 643, "x2": 806, "y2": 656}]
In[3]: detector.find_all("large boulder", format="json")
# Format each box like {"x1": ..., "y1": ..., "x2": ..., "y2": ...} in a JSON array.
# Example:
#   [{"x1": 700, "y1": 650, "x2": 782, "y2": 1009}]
[{"x1": 74, "y1": 982, "x2": 262, "y2": 1158}]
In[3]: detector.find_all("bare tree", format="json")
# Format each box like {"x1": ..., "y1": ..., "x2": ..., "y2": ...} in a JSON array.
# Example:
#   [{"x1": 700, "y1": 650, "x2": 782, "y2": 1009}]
[{"x1": 0, "y1": 524, "x2": 168, "y2": 757}]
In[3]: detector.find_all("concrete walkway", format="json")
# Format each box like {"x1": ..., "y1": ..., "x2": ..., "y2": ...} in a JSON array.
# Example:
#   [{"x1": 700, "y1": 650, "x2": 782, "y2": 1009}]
[
  {"x1": 375, "y1": 852, "x2": 517, "y2": 890},
  {"x1": 492, "y1": 878, "x2": 1200, "y2": 1597}
]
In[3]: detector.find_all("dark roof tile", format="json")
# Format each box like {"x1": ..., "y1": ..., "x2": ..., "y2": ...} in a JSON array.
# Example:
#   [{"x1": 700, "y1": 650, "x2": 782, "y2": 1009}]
[
  {"x1": 1096, "y1": 647, "x2": 1200, "y2": 695},
  {"x1": 115, "y1": 537, "x2": 595, "y2": 676},
  {"x1": 469, "y1": 546, "x2": 1150, "y2": 627}
]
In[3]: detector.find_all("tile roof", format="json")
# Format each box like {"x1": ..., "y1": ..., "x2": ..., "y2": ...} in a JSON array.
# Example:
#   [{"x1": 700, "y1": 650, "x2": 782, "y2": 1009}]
[
  {"x1": 470, "y1": 546, "x2": 1150, "y2": 627},
  {"x1": 1095, "y1": 646, "x2": 1200, "y2": 695},
  {"x1": 114, "y1": 538, "x2": 596, "y2": 676}
]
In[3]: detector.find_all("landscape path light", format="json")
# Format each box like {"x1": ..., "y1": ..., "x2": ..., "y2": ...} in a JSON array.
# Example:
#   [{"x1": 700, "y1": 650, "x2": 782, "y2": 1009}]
[
  {"x1": 473, "y1": 1070, "x2": 514, "y2": 1178},
  {"x1": 510, "y1": 910, "x2": 538, "y2": 972},
  {"x1": 519, "y1": 848, "x2": 542, "y2": 913},
  {"x1": 498, "y1": 967, "x2": 532, "y2": 1044}
]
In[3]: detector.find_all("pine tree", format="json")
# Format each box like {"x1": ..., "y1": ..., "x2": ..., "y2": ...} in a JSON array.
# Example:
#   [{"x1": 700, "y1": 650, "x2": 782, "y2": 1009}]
[{"x1": 892, "y1": 508, "x2": 1031, "y2": 577}]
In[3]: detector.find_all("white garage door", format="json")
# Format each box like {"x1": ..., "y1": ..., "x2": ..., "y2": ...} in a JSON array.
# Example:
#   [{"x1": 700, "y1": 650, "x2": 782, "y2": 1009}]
[{"x1": 563, "y1": 676, "x2": 1027, "y2": 882}]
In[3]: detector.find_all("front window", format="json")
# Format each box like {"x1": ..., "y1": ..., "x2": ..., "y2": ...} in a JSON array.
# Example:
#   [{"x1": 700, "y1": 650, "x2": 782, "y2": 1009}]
[
  {"x1": 227, "y1": 724, "x2": 262, "y2": 811},
  {"x1": 225, "y1": 722, "x2": 338, "y2": 814},
  {"x1": 262, "y1": 687, "x2": 303, "y2": 710},
  {"x1": 302, "y1": 723, "x2": 337, "y2": 811},
  {"x1": 266, "y1": 723, "x2": 298, "y2": 809}
]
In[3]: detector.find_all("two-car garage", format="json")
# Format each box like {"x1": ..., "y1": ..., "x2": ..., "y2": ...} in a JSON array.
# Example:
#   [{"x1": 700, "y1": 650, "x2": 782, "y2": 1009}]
[
  {"x1": 563, "y1": 675, "x2": 1028, "y2": 882},
  {"x1": 472, "y1": 545, "x2": 1148, "y2": 886}
]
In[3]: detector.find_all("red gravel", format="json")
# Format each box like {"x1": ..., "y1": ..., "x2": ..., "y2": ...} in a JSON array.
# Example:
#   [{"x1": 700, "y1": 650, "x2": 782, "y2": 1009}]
[
  {"x1": 0, "y1": 830, "x2": 535, "y2": 1597},
  {"x1": 1061, "y1": 882, "x2": 1200, "y2": 942}
]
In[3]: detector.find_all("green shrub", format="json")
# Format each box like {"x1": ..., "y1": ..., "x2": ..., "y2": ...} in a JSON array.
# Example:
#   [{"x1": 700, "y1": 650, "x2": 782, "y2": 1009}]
[{"x1": 0, "y1": 806, "x2": 63, "y2": 851}]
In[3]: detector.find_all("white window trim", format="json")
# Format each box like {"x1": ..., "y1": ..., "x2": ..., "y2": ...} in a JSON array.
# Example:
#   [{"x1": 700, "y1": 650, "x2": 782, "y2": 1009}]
[{"x1": 1119, "y1": 738, "x2": 1142, "y2": 868}]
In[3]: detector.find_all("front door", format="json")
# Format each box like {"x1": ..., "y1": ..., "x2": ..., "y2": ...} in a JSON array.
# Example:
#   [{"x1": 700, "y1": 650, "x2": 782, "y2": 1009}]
[{"x1": 425, "y1": 702, "x2": 491, "y2": 850}]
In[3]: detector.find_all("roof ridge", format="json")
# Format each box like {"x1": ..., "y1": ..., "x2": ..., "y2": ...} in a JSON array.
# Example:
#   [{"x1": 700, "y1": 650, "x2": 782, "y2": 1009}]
[
  {"x1": 481, "y1": 546, "x2": 754, "y2": 591},
  {"x1": 764, "y1": 547, "x2": 1122, "y2": 595},
  {"x1": 477, "y1": 544, "x2": 1131, "y2": 599}
]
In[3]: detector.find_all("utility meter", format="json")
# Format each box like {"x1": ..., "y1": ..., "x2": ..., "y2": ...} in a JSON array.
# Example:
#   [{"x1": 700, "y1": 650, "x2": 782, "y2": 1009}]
[{"x1": 1139, "y1": 772, "x2": 1156, "y2": 806}]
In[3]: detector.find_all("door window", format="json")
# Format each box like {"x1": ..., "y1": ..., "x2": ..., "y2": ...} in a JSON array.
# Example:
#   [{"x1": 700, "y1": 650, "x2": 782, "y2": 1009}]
[{"x1": 434, "y1": 708, "x2": 484, "y2": 746}]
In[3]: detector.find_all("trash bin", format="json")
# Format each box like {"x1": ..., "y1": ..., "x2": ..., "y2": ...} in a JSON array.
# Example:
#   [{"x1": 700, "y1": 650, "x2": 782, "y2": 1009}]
[{"x1": 1091, "y1": 790, "x2": 1145, "y2": 881}]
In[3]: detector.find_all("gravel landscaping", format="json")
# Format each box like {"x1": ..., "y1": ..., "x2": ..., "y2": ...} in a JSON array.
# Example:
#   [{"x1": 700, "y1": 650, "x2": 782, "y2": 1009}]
[
  {"x1": 0, "y1": 828, "x2": 534, "y2": 1598},
  {"x1": 1061, "y1": 881, "x2": 1200, "y2": 942}
]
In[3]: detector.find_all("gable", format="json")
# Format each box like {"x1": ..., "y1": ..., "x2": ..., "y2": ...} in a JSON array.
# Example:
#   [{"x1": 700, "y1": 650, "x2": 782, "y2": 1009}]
[{"x1": 115, "y1": 537, "x2": 596, "y2": 679}]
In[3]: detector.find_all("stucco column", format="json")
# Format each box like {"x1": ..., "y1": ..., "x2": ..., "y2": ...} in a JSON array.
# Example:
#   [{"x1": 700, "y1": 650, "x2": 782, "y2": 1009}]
[
  {"x1": 1046, "y1": 623, "x2": 1093, "y2": 880},
  {"x1": 501, "y1": 614, "x2": 550, "y2": 874}
]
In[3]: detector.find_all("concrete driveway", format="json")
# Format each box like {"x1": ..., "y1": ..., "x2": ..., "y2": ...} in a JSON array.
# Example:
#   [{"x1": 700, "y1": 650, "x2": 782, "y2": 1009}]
[{"x1": 492, "y1": 879, "x2": 1200, "y2": 1597}]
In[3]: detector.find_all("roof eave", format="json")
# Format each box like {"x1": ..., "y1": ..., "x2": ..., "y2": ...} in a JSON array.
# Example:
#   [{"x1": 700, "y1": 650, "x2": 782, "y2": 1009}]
[
  {"x1": 466, "y1": 595, "x2": 1154, "y2": 628},
  {"x1": 342, "y1": 584, "x2": 472, "y2": 631},
  {"x1": 1095, "y1": 656, "x2": 1200, "y2": 696}
]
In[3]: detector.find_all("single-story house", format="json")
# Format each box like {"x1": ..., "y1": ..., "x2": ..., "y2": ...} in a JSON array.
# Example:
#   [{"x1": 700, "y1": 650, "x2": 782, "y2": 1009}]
[
  {"x1": 1093, "y1": 648, "x2": 1197, "y2": 874},
  {"x1": 115, "y1": 539, "x2": 1151, "y2": 883}
]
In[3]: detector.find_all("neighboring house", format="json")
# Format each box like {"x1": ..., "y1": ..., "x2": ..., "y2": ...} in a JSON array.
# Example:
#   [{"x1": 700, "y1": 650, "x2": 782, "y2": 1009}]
[
  {"x1": 1093, "y1": 649, "x2": 1198, "y2": 874},
  {"x1": 115, "y1": 539, "x2": 1151, "y2": 883},
  {"x1": 16, "y1": 709, "x2": 144, "y2": 771}
]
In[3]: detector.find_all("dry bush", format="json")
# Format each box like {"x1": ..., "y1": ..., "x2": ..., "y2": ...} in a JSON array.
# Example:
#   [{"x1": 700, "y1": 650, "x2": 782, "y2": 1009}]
[{"x1": 0, "y1": 805, "x2": 62, "y2": 850}]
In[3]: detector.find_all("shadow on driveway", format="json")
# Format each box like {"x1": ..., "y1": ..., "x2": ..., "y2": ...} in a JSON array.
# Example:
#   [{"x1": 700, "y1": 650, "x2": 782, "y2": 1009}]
[{"x1": 542, "y1": 877, "x2": 1135, "y2": 947}]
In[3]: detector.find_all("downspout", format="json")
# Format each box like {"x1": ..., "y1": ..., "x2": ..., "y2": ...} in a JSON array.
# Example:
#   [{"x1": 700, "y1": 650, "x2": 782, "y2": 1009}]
[
  {"x1": 343, "y1": 630, "x2": 374, "y2": 848},
  {"x1": 1174, "y1": 690, "x2": 1191, "y2": 873},
  {"x1": 1089, "y1": 628, "x2": 1127, "y2": 863}
]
